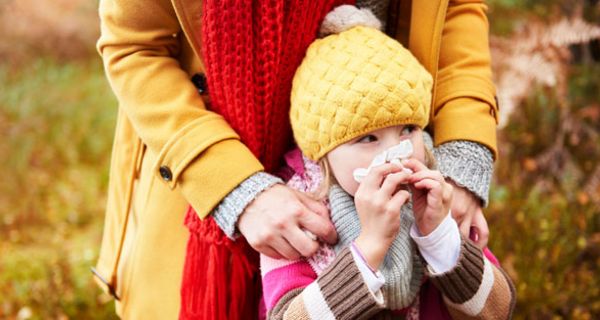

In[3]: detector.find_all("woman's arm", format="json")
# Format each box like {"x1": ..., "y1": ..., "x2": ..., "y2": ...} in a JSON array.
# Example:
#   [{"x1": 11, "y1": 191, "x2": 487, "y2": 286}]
[
  {"x1": 98, "y1": 0, "x2": 263, "y2": 218},
  {"x1": 432, "y1": 0, "x2": 499, "y2": 247},
  {"x1": 433, "y1": 0, "x2": 498, "y2": 155}
]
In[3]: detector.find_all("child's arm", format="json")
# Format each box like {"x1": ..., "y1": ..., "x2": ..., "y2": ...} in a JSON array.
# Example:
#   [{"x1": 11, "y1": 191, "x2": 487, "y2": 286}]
[
  {"x1": 261, "y1": 248, "x2": 385, "y2": 320},
  {"x1": 410, "y1": 214, "x2": 516, "y2": 319},
  {"x1": 404, "y1": 159, "x2": 516, "y2": 319},
  {"x1": 423, "y1": 235, "x2": 516, "y2": 320}
]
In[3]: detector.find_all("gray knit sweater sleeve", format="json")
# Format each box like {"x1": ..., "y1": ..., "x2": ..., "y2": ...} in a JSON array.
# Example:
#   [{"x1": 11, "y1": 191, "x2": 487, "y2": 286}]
[
  {"x1": 433, "y1": 141, "x2": 494, "y2": 207},
  {"x1": 212, "y1": 172, "x2": 283, "y2": 238}
]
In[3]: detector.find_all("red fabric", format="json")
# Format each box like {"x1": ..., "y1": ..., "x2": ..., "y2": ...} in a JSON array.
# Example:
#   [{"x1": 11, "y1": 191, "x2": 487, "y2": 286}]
[
  {"x1": 180, "y1": 207, "x2": 260, "y2": 320},
  {"x1": 201, "y1": 0, "x2": 352, "y2": 172},
  {"x1": 181, "y1": 1, "x2": 354, "y2": 319},
  {"x1": 419, "y1": 280, "x2": 453, "y2": 320}
]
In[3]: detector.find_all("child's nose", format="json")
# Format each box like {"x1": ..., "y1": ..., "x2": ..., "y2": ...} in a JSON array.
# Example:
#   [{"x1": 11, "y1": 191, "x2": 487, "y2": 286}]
[{"x1": 386, "y1": 135, "x2": 407, "y2": 146}]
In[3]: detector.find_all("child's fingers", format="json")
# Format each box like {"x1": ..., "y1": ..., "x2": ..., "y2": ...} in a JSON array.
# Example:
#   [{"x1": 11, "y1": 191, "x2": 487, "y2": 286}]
[
  {"x1": 361, "y1": 163, "x2": 403, "y2": 190},
  {"x1": 388, "y1": 189, "x2": 411, "y2": 211},
  {"x1": 380, "y1": 171, "x2": 411, "y2": 196},
  {"x1": 402, "y1": 158, "x2": 428, "y2": 173},
  {"x1": 409, "y1": 169, "x2": 445, "y2": 184},
  {"x1": 413, "y1": 178, "x2": 443, "y2": 200}
]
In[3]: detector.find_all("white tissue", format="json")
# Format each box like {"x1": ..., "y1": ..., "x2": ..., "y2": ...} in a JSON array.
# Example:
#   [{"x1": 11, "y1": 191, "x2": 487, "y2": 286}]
[{"x1": 353, "y1": 140, "x2": 414, "y2": 182}]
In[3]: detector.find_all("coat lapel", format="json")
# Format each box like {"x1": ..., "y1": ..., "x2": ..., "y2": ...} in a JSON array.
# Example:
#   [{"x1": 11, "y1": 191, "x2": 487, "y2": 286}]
[
  {"x1": 408, "y1": 0, "x2": 448, "y2": 77},
  {"x1": 171, "y1": 0, "x2": 204, "y2": 64}
]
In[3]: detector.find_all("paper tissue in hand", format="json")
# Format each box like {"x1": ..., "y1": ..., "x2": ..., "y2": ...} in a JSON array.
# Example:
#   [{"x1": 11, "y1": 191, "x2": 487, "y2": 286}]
[{"x1": 352, "y1": 140, "x2": 414, "y2": 183}]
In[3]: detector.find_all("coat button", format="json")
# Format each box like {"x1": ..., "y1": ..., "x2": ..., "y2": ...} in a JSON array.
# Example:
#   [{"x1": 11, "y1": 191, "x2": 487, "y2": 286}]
[
  {"x1": 191, "y1": 73, "x2": 208, "y2": 95},
  {"x1": 159, "y1": 166, "x2": 172, "y2": 182}
]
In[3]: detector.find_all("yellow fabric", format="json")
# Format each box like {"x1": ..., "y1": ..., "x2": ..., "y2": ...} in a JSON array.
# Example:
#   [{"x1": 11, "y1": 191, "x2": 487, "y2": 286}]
[
  {"x1": 94, "y1": 0, "x2": 498, "y2": 318},
  {"x1": 407, "y1": 0, "x2": 498, "y2": 158},
  {"x1": 95, "y1": 0, "x2": 263, "y2": 317},
  {"x1": 290, "y1": 26, "x2": 432, "y2": 160}
]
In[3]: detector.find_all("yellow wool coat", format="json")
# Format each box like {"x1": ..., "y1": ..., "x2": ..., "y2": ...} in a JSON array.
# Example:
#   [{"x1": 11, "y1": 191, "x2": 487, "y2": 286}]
[{"x1": 94, "y1": 0, "x2": 498, "y2": 318}]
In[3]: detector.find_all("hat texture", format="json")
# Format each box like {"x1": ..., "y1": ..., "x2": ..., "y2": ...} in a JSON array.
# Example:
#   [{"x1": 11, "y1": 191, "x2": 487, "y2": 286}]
[{"x1": 290, "y1": 9, "x2": 433, "y2": 161}]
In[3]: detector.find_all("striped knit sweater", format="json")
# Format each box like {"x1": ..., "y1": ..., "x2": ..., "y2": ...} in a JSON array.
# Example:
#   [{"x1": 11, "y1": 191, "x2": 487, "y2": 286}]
[{"x1": 260, "y1": 151, "x2": 516, "y2": 319}]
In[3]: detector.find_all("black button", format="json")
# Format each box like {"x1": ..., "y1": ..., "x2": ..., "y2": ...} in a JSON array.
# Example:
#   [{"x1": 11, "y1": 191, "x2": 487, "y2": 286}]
[
  {"x1": 159, "y1": 166, "x2": 172, "y2": 182},
  {"x1": 191, "y1": 73, "x2": 208, "y2": 95}
]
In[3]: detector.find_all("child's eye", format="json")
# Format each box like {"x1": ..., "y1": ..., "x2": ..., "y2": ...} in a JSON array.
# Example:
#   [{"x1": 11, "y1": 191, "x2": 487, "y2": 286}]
[
  {"x1": 357, "y1": 134, "x2": 378, "y2": 143},
  {"x1": 401, "y1": 125, "x2": 416, "y2": 136}
]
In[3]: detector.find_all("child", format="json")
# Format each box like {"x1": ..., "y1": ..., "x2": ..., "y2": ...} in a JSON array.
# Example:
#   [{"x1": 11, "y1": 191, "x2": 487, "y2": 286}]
[{"x1": 260, "y1": 6, "x2": 515, "y2": 320}]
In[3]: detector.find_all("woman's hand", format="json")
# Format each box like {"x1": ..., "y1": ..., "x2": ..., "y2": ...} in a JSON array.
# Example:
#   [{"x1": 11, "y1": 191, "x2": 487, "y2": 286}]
[
  {"x1": 237, "y1": 184, "x2": 338, "y2": 260},
  {"x1": 449, "y1": 182, "x2": 489, "y2": 248},
  {"x1": 354, "y1": 163, "x2": 411, "y2": 270},
  {"x1": 403, "y1": 159, "x2": 453, "y2": 236}
]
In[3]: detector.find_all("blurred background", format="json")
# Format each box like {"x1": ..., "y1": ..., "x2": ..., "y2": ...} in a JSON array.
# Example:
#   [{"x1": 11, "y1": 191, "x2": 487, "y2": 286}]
[{"x1": 0, "y1": 0, "x2": 598, "y2": 319}]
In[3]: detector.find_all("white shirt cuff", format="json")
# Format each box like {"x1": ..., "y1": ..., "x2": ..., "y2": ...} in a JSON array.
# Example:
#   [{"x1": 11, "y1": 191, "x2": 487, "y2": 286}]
[
  {"x1": 410, "y1": 211, "x2": 461, "y2": 274},
  {"x1": 349, "y1": 245, "x2": 385, "y2": 299}
]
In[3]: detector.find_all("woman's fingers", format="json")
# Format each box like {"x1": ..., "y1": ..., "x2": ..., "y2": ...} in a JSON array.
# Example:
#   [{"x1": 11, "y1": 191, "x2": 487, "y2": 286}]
[
  {"x1": 284, "y1": 226, "x2": 320, "y2": 257},
  {"x1": 265, "y1": 235, "x2": 302, "y2": 260},
  {"x1": 294, "y1": 190, "x2": 338, "y2": 244},
  {"x1": 470, "y1": 208, "x2": 490, "y2": 248},
  {"x1": 297, "y1": 207, "x2": 338, "y2": 245},
  {"x1": 458, "y1": 214, "x2": 472, "y2": 239},
  {"x1": 256, "y1": 245, "x2": 283, "y2": 260},
  {"x1": 239, "y1": 184, "x2": 333, "y2": 258},
  {"x1": 295, "y1": 189, "x2": 330, "y2": 218}
]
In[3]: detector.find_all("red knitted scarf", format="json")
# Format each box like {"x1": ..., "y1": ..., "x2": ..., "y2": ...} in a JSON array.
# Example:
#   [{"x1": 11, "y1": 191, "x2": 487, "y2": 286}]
[{"x1": 180, "y1": 1, "x2": 352, "y2": 319}]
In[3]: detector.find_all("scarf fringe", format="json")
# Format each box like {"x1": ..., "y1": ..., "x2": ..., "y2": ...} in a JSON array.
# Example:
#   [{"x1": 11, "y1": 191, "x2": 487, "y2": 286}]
[{"x1": 179, "y1": 206, "x2": 259, "y2": 320}]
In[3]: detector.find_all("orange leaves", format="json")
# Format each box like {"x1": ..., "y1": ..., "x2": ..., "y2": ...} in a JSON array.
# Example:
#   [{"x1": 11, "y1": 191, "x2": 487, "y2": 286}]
[
  {"x1": 491, "y1": 16, "x2": 600, "y2": 127},
  {"x1": 523, "y1": 157, "x2": 538, "y2": 171}
]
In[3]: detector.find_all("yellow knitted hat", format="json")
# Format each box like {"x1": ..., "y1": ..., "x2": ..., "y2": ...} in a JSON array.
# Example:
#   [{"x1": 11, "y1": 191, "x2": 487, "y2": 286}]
[{"x1": 290, "y1": 6, "x2": 433, "y2": 161}]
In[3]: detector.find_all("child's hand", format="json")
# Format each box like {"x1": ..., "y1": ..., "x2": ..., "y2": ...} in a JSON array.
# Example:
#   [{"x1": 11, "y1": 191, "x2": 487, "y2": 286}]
[
  {"x1": 353, "y1": 163, "x2": 411, "y2": 269},
  {"x1": 403, "y1": 159, "x2": 453, "y2": 236}
]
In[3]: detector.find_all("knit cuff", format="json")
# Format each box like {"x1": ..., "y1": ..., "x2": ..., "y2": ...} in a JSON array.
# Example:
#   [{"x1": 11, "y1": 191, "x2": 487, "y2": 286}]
[
  {"x1": 433, "y1": 141, "x2": 494, "y2": 207},
  {"x1": 316, "y1": 247, "x2": 385, "y2": 318},
  {"x1": 428, "y1": 237, "x2": 485, "y2": 304},
  {"x1": 212, "y1": 171, "x2": 283, "y2": 239}
]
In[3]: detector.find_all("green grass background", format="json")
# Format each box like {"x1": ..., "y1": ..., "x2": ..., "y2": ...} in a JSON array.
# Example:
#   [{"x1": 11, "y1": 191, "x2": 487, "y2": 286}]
[{"x1": 0, "y1": 60, "x2": 118, "y2": 319}]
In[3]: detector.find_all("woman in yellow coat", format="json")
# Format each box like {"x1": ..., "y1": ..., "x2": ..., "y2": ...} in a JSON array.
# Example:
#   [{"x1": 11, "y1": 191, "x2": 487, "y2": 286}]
[{"x1": 94, "y1": 0, "x2": 500, "y2": 318}]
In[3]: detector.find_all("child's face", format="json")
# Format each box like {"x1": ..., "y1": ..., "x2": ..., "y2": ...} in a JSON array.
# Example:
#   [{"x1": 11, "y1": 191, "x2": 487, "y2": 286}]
[{"x1": 326, "y1": 125, "x2": 425, "y2": 196}]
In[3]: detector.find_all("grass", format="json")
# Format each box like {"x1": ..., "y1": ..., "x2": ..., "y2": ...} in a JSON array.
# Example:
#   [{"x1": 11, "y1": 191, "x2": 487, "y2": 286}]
[{"x1": 0, "y1": 58, "x2": 118, "y2": 319}]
